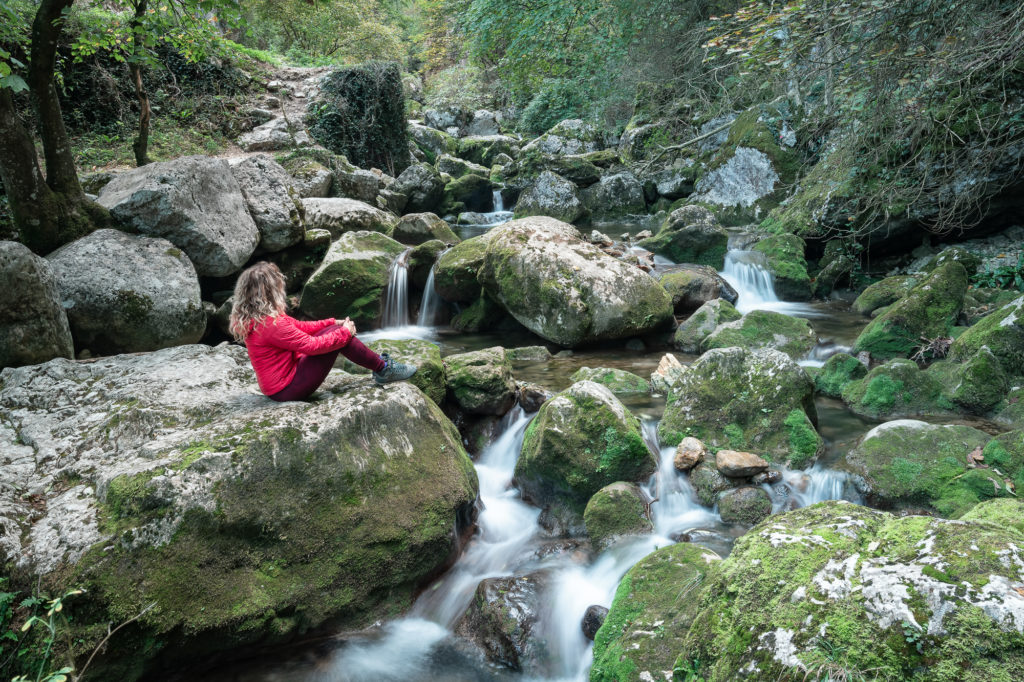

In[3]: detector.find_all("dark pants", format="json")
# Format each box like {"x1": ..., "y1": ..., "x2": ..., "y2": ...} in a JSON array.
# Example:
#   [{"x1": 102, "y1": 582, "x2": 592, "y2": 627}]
[{"x1": 269, "y1": 325, "x2": 386, "y2": 402}]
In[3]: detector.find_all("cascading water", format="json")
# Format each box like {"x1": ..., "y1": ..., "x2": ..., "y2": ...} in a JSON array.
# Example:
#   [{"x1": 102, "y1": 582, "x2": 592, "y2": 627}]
[
  {"x1": 381, "y1": 248, "x2": 412, "y2": 328},
  {"x1": 416, "y1": 264, "x2": 445, "y2": 328}
]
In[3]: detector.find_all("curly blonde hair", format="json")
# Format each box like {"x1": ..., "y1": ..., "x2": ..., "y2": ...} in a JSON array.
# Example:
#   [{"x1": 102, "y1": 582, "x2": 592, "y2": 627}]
[{"x1": 229, "y1": 262, "x2": 288, "y2": 342}]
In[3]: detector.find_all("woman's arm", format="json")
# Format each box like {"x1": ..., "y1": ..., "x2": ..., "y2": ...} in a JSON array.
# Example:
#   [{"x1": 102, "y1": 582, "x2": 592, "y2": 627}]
[
  {"x1": 260, "y1": 317, "x2": 352, "y2": 355},
  {"x1": 292, "y1": 317, "x2": 337, "y2": 334}
]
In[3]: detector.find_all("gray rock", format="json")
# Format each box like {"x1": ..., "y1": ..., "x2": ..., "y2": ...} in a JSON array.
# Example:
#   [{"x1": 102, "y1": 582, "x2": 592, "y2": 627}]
[
  {"x1": 582, "y1": 605, "x2": 608, "y2": 641},
  {"x1": 514, "y1": 171, "x2": 584, "y2": 223},
  {"x1": 0, "y1": 241, "x2": 74, "y2": 368},
  {"x1": 443, "y1": 347, "x2": 517, "y2": 416},
  {"x1": 436, "y1": 154, "x2": 488, "y2": 179},
  {"x1": 228, "y1": 154, "x2": 305, "y2": 252},
  {"x1": 96, "y1": 156, "x2": 260, "y2": 277},
  {"x1": 392, "y1": 213, "x2": 460, "y2": 245},
  {"x1": 692, "y1": 146, "x2": 780, "y2": 209},
  {"x1": 652, "y1": 166, "x2": 696, "y2": 199},
  {"x1": 424, "y1": 107, "x2": 468, "y2": 133},
  {"x1": 454, "y1": 573, "x2": 547, "y2": 672},
  {"x1": 580, "y1": 172, "x2": 646, "y2": 218},
  {"x1": 717, "y1": 486, "x2": 772, "y2": 525},
  {"x1": 408, "y1": 122, "x2": 457, "y2": 158},
  {"x1": 237, "y1": 117, "x2": 311, "y2": 152},
  {"x1": 47, "y1": 229, "x2": 206, "y2": 355},
  {"x1": 393, "y1": 162, "x2": 445, "y2": 213},
  {"x1": 465, "y1": 109, "x2": 501, "y2": 137},
  {"x1": 303, "y1": 198, "x2": 398, "y2": 238},
  {"x1": 658, "y1": 264, "x2": 738, "y2": 314},
  {"x1": 673, "y1": 298, "x2": 742, "y2": 354},
  {"x1": 522, "y1": 119, "x2": 606, "y2": 156},
  {"x1": 334, "y1": 168, "x2": 381, "y2": 204}
]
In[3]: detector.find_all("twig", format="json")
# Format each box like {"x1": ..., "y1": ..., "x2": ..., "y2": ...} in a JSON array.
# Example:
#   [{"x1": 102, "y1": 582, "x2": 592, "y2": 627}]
[{"x1": 76, "y1": 602, "x2": 157, "y2": 680}]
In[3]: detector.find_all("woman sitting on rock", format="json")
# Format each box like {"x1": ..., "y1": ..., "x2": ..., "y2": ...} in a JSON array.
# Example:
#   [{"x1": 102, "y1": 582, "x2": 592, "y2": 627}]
[{"x1": 229, "y1": 262, "x2": 416, "y2": 401}]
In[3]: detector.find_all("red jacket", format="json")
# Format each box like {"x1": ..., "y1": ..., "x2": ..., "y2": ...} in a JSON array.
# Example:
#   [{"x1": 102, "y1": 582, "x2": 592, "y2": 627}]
[{"x1": 245, "y1": 315, "x2": 352, "y2": 395}]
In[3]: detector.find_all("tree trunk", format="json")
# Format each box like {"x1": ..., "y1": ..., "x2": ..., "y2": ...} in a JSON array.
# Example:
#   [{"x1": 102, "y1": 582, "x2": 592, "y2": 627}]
[{"x1": 130, "y1": 0, "x2": 151, "y2": 166}]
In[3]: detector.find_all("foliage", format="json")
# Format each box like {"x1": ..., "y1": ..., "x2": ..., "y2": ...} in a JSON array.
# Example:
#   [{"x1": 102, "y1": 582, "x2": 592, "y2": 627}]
[
  {"x1": 519, "y1": 78, "x2": 591, "y2": 134},
  {"x1": 0, "y1": 581, "x2": 82, "y2": 682},
  {"x1": 972, "y1": 254, "x2": 1024, "y2": 292},
  {"x1": 422, "y1": 62, "x2": 488, "y2": 111},
  {"x1": 0, "y1": 0, "x2": 28, "y2": 92}
]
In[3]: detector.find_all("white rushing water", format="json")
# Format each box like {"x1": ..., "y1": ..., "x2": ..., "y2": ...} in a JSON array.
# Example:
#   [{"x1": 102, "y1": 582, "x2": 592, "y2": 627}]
[
  {"x1": 381, "y1": 248, "x2": 412, "y2": 328},
  {"x1": 719, "y1": 249, "x2": 815, "y2": 316},
  {"x1": 416, "y1": 264, "x2": 445, "y2": 328},
  {"x1": 365, "y1": 249, "x2": 440, "y2": 343}
]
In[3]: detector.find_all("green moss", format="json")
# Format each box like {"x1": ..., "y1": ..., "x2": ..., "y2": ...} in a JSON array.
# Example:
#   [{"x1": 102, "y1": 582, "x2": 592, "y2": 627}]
[
  {"x1": 852, "y1": 275, "x2": 918, "y2": 316},
  {"x1": 752, "y1": 234, "x2": 812, "y2": 300},
  {"x1": 784, "y1": 409, "x2": 819, "y2": 469},
  {"x1": 570, "y1": 367, "x2": 650, "y2": 395},
  {"x1": 583, "y1": 483, "x2": 653, "y2": 551},
  {"x1": 701, "y1": 309, "x2": 816, "y2": 359},
  {"x1": 949, "y1": 295, "x2": 1024, "y2": 377},
  {"x1": 814, "y1": 353, "x2": 867, "y2": 398}
]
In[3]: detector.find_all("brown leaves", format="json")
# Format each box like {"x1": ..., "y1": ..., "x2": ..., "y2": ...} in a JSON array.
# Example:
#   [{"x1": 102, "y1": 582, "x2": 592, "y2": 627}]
[{"x1": 966, "y1": 446, "x2": 986, "y2": 468}]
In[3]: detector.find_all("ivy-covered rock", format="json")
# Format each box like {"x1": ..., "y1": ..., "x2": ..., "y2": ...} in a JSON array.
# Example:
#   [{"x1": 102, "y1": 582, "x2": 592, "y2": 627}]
[
  {"x1": 677, "y1": 501, "x2": 1024, "y2": 681},
  {"x1": 658, "y1": 265, "x2": 738, "y2": 314},
  {"x1": 392, "y1": 213, "x2": 460, "y2": 246},
  {"x1": 701, "y1": 309, "x2": 818, "y2": 360},
  {"x1": 368, "y1": 338, "x2": 445, "y2": 405},
  {"x1": 570, "y1": 367, "x2": 650, "y2": 395},
  {"x1": 393, "y1": 162, "x2": 445, "y2": 214},
  {"x1": 1, "y1": 241, "x2": 74, "y2": 368},
  {"x1": 515, "y1": 381, "x2": 657, "y2": 510},
  {"x1": 673, "y1": 299, "x2": 742, "y2": 354},
  {"x1": 949, "y1": 295, "x2": 1024, "y2": 376},
  {"x1": 299, "y1": 230, "x2": 406, "y2": 325},
  {"x1": 514, "y1": 171, "x2": 585, "y2": 223},
  {"x1": 0, "y1": 344, "x2": 477, "y2": 680},
  {"x1": 658, "y1": 347, "x2": 823, "y2": 468},
  {"x1": 717, "y1": 486, "x2": 772, "y2": 525},
  {"x1": 590, "y1": 543, "x2": 721, "y2": 682},
  {"x1": 751, "y1": 234, "x2": 812, "y2": 301},
  {"x1": 478, "y1": 217, "x2": 674, "y2": 347},
  {"x1": 583, "y1": 482, "x2": 653, "y2": 551},
  {"x1": 814, "y1": 352, "x2": 867, "y2": 398},
  {"x1": 443, "y1": 346, "x2": 517, "y2": 416},
  {"x1": 303, "y1": 197, "x2": 399, "y2": 238},
  {"x1": 852, "y1": 275, "x2": 919, "y2": 316},
  {"x1": 853, "y1": 262, "x2": 968, "y2": 360},
  {"x1": 636, "y1": 205, "x2": 729, "y2": 268}
]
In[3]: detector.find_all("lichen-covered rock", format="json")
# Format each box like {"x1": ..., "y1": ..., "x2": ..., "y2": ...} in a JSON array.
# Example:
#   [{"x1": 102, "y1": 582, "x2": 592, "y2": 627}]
[
  {"x1": 751, "y1": 234, "x2": 812, "y2": 301},
  {"x1": 583, "y1": 482, "x2": 652, "y2": 551},
  {"x1": 570, "y1": 367, "x2": 650, "y2": 395},
  {"x1": 456, "y1": 135, "x2": 518, "y2": 167},
  {"x1": 392, "y1": 213, "x2": 460, "y2": 246},
  {"x1": 436, "y1": 154, "x2": 488, "y2": 179},
  {"x1": 454, "y1": 573, "x2": 546, "y2": 672},
  {"x1": 852, "y1": 275, "x2": 918, "y2": 316},
  {"x1": 368, "y1": 338, "x2": 445, "y2": 405},
  {"x1": 432, "y1": 233, "x2": 492, "y2": 302},
  {"x1": 0, "y1": 241, "x2": 73, "y2": 368},
  {"x1": 853, "y1": 263, "x2": 968, "y2": 360},
  {"x1": 47, "y1": 230, "x2": 206, "y2": 355},
  {"x1": 717, "y1": 486, "x2": 772, "y2": 525},
  {"x1": 393, "y1": 162, "x2": 445, "y2": 214},
  {"x1": 845, "y1": 420, "x2": 1011, "y2": 516},
  {"x1": 443, "y1": 346, "x2": 516, "y2": 415},
  {"x1": 590, "y1": 543, "x2": 721, "y2": 682},
  {"x1": 673, "y1": 437, "x2": 706, "y2": 472},
  {"x1": 701, "y1": 309, "x2": 818, "y2": 360},
  {"x1": 228, "y1": 154, "x2": 305, "y2": 252},
  {"x1": 521, "y1": 119, "x2": 605, "y2": 156},
  {"x1": 949, "y1": 295, "x2": 1024, "y2": 377},
  {"x1": 579, "y1": 172, "x2": 646, "y2": 218},
  {"x1": 302, "y1": 197, "x2": 399, "y2": 239},
  {"x1": 299, "y1": 230, "x2": 406, "y2": 325},
  {"x1": 333, "y1": 167, "x2": 382, "y2": 204},
  {"x1": 715, "y1": 450, "x2": 769, "y2": 478},
  {"x1": 478, "y1": 217, "x2": 674, "y2": 347},
  {"x1": 677, "y1": 501, "x2": 1024, "y2": 681},
  {"x1": 514, "y1": 171, "x2": 585, "y2": 223},
  {"x1": 280, "y1": 155, "x2": 333, "y2": 198},
  {"x1": 814, "y1": 352, "x2": 868, "y2": 398},
  {"x1": 96, "y1": 156, "x2": 259, "y2": 277},
  {"x1": 636, "y1": 205, "x2": 728, "y2": 268},
  {"x1": 0, "y1": 344, "x2": 478, "y2": 680},
  {"x1": 673, "y1": 299, "x2": 742, "y2": 354},
  {"x1": 658, "y1": 347, "x2": 822, "y2": 468},
  {"x1": 516, "y1": 381, "x2": 657, "y2": 509},
  {"x1": 658, "y1": 265, "x2": 738, "y2": 314}
]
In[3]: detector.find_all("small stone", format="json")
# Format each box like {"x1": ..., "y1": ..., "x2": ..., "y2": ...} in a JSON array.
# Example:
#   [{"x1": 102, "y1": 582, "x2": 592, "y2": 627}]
[
  {"x1": 635, "y1": 229, "x2": 653, "y2": 240},
  {"x1": 590, "y1": 230, "x2": 613, "y2": 246},
  {"x1": 674, "y1": 437, "x2": 706, "y2": 472},
  {"x1": 751, "y1": 469, "x2": 782, "y2": 485},
  {"x1": 582, "y1": 605, "x2": 609, "y2": 641},
  {"x1": 650, "y1": 353, "x2": 686, "y2": 393},
  {"x1": 715, "y1": 450, "x2": 769, "y2": 478},
  {"x1": 518, "y1": 382, "x2": 552, "y2": 413}
]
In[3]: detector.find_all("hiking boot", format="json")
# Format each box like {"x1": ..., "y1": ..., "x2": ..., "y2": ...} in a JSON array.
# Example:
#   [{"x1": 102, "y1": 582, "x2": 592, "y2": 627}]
[{"x1": 373, "y1": 352, "x2": 418, "y2": 385}]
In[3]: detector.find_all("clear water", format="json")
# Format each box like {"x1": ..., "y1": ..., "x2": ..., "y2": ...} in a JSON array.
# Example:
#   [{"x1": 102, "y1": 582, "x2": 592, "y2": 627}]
[{"x1": 381, "y1": 249, "x2": 412, "y2": 328}]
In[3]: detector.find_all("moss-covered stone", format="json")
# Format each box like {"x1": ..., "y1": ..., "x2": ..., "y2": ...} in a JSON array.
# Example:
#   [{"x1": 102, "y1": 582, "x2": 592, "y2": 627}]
[
  {"x1": 442, "y1": 173, "x2": 494, "y2": 215},
  {"x1": 717, "y1": 486, "x2": 772, "y2": 525},
  {"x1": 570, "y1": 367, "x2": 650, "y2": 395},
  {"x1": 814, "y1": 352, "x2": 867, "y2": 398},
  {"x1": 457, "y1": 135, "x2": 518, "y2": 167},
  {"x1": 435, "y1": 154, "x2": 489, "y2": 180},
  {"x1": 852, "y1": 275, "x2": 919, "y2": 316},
  {"x1": 673, "y1": 299, "x2": 742, "y2": 354},
  {"x1": 450, "y1": 292, "x2": 507, "y2": 333},
  {"x1": 852, "y1": 263, "x2": 968, "y2": 360},
  {"x1": 924, "y1": 246, "x2": 982, "y2": 276},
  {"x1": 443, "y1": 346, "x2": 517, "y2": 415},
  {"x1": 658, "y1": 347, "x2": 822, "y2": 468},
  {"x1": 960, "y1": 497, "x2": 1024, "y2": 535},
  {"x1": 751, "y1": 234, "x2": 812, "y2": 301},
  {"x1": 516, "y1": 381, "x2": 657, "y2": 510},
  {"x1": 951, "y1": 346, "x2": 1010, "y2": 413},
  {"x1": 840, "y1": 359, "x2": 952, "y2": 420},
  {"x1": 583, "y1": 482, "x2": 653, "y2": 551},
  {"x1": 368, "y1": 339, "x2": 445, "y2": 405},
  {"x1": 590, "y1": 543, "x2": 721, "y2": 682},
  {"x1": 701, "y1": 309, "x2": 818, "y2": 360},
  {"x1": 407, "y1": 239, "x2": 446, "y2": 289},
  {"x1": 657, "y1": 265, "x2": 737, "y2": 314},
  {"x1": 949, "y1": 295, "x2": 1024, "y2": 377},
  {"x1": 636, "y1": 205, "x2": 729, "y2": 268},
  {"x1": 432, "y1": 233, "x2": 492, "y2": 303},
  {"x1": 689, "y1": 459, "x2": 735, "y2": 507},
  {"x1": 392, "y1": 213, "x2": 460, "y2": 246}
]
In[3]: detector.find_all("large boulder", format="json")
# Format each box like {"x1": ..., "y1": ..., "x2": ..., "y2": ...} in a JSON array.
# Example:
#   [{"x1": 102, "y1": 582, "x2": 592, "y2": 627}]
[
  {"x1": 751, "y1": 234, "x2": 812, "y2": 301},
  {"x1": 637, "y1": 205, "x2": 729, "y2": 268},
  {"x1": 658, "y1": 347, "x2": 822, "y2": 468},
  {"x1": 478, "y1": 217, "x2": 674, "y2": 347},
  {"x1": 677, "y1": 501, "x2": 1024, "y2": 681},
  {"x1": 569, "y1": 367, "x2": 650, "y2": 395},
  {"x1": 0, "y1": 242, "x2": 74, "y2": 368},
  {"x1": 853, "y1": 262, "x2": 968, "y2": 360},
  {"x1": 228, "y1": 154, "x2": 305, "y2": 252},
  {"x1": 590, "y1": 543, "x2": 721, "y2": 682},
  {"x1": 47, "y1": 229, "x2": 206, "y2": 355},
  {"x1": 658, "y1": 265, "x2": 738, "y2": 314},
  {"x1": 96, "y1": 156, "x2": 260, "y2": 277},
  {"x1": 393, "y1": 162, "x2": 445, "y2": 214},
  {"x1": 691, "y1": 146, "x2": 781, "y2": 220},
  {"x1": 515, "y1": 381, "x2": 657, "y2": 509},
  {"x1": 443, "y1": 347, "x2": 517, "y2": 416},
  {"x1": 303, "y1": 197, "x2": 399, "y2": 238},
  {"x1": 237, "y1": 116, "x2": 310, "y2": 152},
  {"x1": 333, "y1": 167, "x2": 381, "y2": 204},
  {"x1": 392, "y1": 213, "x2": 460, "y2": 246},
  {"x1": 579, "y1": 172, "x2": 646, "y2": 218},
  {"x1": 432, "y1": 234, "x2": 492, "y2": 302},
  {"x1": 442, "y1": 173, "x2": 494, "y2": 214},
  {"x1": 408, "y1": 121, "x2": 458, "y2": 159},
  {"x1": 852, "y1": 275, "x2": 918, "y2": 316},
  {"x1": 949, "y1": 295, "x2": 1024, "y2": 376},
  {"x1": 673, "y1": 299, "x2": 741, "y2": 354},
  {"x1": 513, "y1": 171, "x2": 585, "y2": 223},
  {"x1": 583, "y1": 482, "x2": 652, "y2": 551},
  {"x1": 701, "y1": 309, "x2": 818, "y2": 360},
  {"x1": 0, "y1": 344, "x2": 478, "y2": 679},
  {"x1": 454, "y1": 573, "x2": 546, "y2": 672},
  {"x1": 436, "y1": 154, "x2": 488, "y2": 179},
  {"x1": 299, "y1": 230, "x2": 406, "y2": 325},
  {"x1": 521, "y1": 119, "x2": 605, "y2": 156},
  {"x1": 456, "y1": 135, "x2": 518, "y2": 167}
]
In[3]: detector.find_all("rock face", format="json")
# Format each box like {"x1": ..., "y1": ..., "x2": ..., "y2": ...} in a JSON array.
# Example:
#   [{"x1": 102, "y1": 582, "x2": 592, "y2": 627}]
[
  {"x1": 569, "y1": 367, "x2": 650, "y2": 394},
  {"x1": 393, "y1": 162, "x2": 445, "y2": 213},
  {"x1": 454, "y1": 573, "x2": 546, "y2": 672},
  {"x1": 478, "y1": 217, "x2": 674, "y2": 347},
  {"x1": 677, "y1": 501, "x2": 1024, "y2": 681},
  {"x1": 303, "y1": 197, "x2": 399, "y2": 238},
  {"x1": 658, "y1": 347, "x2": 823, "y2": 468},
  {"x1": 443, "y1": 347, "x2": 517, "y2": 415},
  {"x1": 392, "y1": 213, "x2": 460, "y2": 245},
  {"x1": 0, "y1": 344, "x2": 478, "y2": 679},
  {"x1": 658, "y1": 265, "x2": 738, "y2": 314},
  {"x1": 590, "y1": 543, "x2": 721, "y2": 682},
  {"x1": 514, "y1": 171, "x2": 584, "y2": 223},
  {"x1": 692, "y1": 146, "x2": 780, "y2": 212},
  {"x1": 583, "y1": 482, "x2": 653, "y2": 551},
  {"x1": 0, "y1": 241, "x2": 74, "y2": 368},
  {"x1": 845, "y1": 420, "x2": 1015, "y2": 516},
  {"x1": 673, "y1": 299, "x2": 741, "y2": 354},
  {"x1": 580, "y1": 172, "x2": 646, "y2": 218},
  {"x1": 950, "y1": 295, "x2": 1024, "y2": 376},
  {"x1": 299, "y1": 230, "x2": 406, "y2": 325},
  {"x1": 97, "y1": 156, "x2": 259, "y2": 277},
  {"x1": 47, "y1": 230, "x2": 206, "y2": 355},
  {"x1": 637, "y1": 205, "x2": 729, "y2": 268},
  {"x1": 701, "y1": 309, "x2": 818, "y2": 359},
  {"x1": 516, "y1": 381, "x2": 657, "y2": 509},
  {"x1": 228, "y1": 154, "x2": 305, "y2": 251}
]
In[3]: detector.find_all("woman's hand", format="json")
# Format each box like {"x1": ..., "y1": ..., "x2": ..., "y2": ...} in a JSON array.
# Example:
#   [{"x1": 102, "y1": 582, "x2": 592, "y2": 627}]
[{"x1": 341, "y1": 317, "x2": 357, "y2": 336}]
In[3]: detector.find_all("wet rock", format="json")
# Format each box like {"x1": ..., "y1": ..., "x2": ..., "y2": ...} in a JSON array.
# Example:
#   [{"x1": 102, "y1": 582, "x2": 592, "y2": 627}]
[
  {"x1": 637, "y1": 205, "x2": 729, "y2": 268},
  {"x1": 443, "y1": 347, "x2": 517, "y2": 416},
  {"x1": 570, "y1": 367, "x2": 650, "y2": 395},
  {"x1": 393, "y1": 162, "x2": 445, "y2": 213},
  {"x1": 751, "y1": 234, "x2": 812, "y2": 301},
  {"x1": 949, "y1": 294, "x2": 1024, "y2": 376},
  {"x1": 514, "y1": 171, "x2": 585, "y2": 223},
  {"x1": 406, "y1": 238, "x2": 446, "y2": 290},
  {"x1": 392, "y1": 212, "x2": 460, "y2": 245},
  {"x1": 718, "y1": 486, "x2": 772, "y2": 525},
  {"x1": 751, "y1": 469, "x2": 782, "y2": 485},
  {"x1": 517, "y1": 382, "x2": 552, "y2": 413},
  {"x1": 689, "y1": 460, "x2": 734, "y2": 507},
  {"x1": 852, "y1": 275, "x2": 918, "y2": 316},
  {"x1": 303, "y1": 198, "x2": 398, "y2": 239},
  {"x1": 715, "y1": 450, "x2": 769, "y2": 478},
  {"x1": 584, "y1": 482, "x2": 653, "y2": 551},
  {"x1": 658, "y1": 265, "x2": 738, "y2": 314},
  {"x1": 673, "y1": 298, "x2": 741, "y2": 354},
  {"x1": 674, "y1": 437, "x2": 706, "y2": 472},
  {"x1": 443, "y1": 173, "x2": 494, "y2": 213},
  {"x1": 650, "y1": 352, "x2": 686, "y2": 393},
  {"x1": 454, "y1": 573, "x2": 547, "y2": 672},
  {"x1": 581, "y1": 605, "x2": 608, "y2": 641},
  {"x1": 433, "y1": 233, "x2": 492, "y2": 302},
  {"x1": 228, "y1": 154, "x2": 305, "y2": 252},
  {"x1": 702, "y1": 309, "x2": 818, "y2": 360},
  {"x1": 0, "y1": 242, "x2": 74, "y2": 368},
  {"x1": 814, "y1": 352, "x2": 868, "y2": 398}
]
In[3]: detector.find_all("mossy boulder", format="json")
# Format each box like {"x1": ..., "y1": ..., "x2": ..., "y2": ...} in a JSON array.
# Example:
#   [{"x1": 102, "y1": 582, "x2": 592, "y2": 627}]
[
  {"x1": 751, "y1": 234, "x2": 812, "y2": 301},
  {"x1": 302, "y1": 197, "x2": 398, "y2": 238},
  {"x1": 443, "y1": 346, "x2": 517, "y2": 416},
  {"x1": 0, "y1": 344, "x2": 478, "y2": 680},
  {"x1": 689, "y1": 459, "x2": 735, "y2": 507},
  {"x1": 636, "y1": 205, "x2": 729, "y2": 268},
  {"x1": 457, "y1": 134, "x2": 518, "y2": 167},
  {"x1": 814, "y1": 352, "x2": 867, "y2": 398},
  {"x1": 299, "y1": 230, "x2": 406, "y2": 326},
  {"x1": 515, "y1": 381, "x2": 657, "y2": 510},
  {"x1": 852, "y1": 275, "x2": 918, "y2": 316},
  {"x1": 960, "y1": 497, "x2": 1024, "y2": 535},
  {"x1": 658, "y1": 265, "x2": 738, "y2": 314},
  {"x1": 852, "y1": 262, "x2": 968, "y2": 360},
  {"x1": 658, "y1": 347, "x2": 823, "y2": 468},
  {"x1": 677, "y1": 501, "x2": 1024, "y2": 681},
  {"x1": 583, "y1": 482, "x2": 653, "y2": 551},
  {"x1": 840, "y1": 359, "x2": 953, "y2": 420},
  {"x1": 949, "y1": 295, "x2": 1024, "y2": 377},
  {"x1": 844, "y1": 420, "x2": 1013, "y2": 516},
  {"x1": 435, "y1": 154, "x2": 488, "y2": 179},
  {"x1": 570, "y1": 367, "x2": 650, "y2": 395},
  {"x1": 590, "y1": 543, "x2": 721, "y2": 682},
  {"x1": 924, "y1": 246, "x2": 982, "y2": 276},
  {"x1": 432, "y1": 233, "x2": 492, "y2": 303},
  {"x1": 392, "y1": 213, "x2": 460, "y2": 246},
  {"x1": 950, "y1": 346, "x2": 1010, "y2": 413},
  {"x1": 407, "y1": 238, "x2": 447, "y2": 289},
  {"x1": 717, "y1": 486, "x2": 772, "y2": 525},
  {"x1": 393, "y1": 162, "x2": 445, "y2": 214},
  {"x1": 450, "y1": 292, "x2": 507, "y2": 333},
  {"x1": 478, "y1": 217, "x2": 674, "y2": 347},
  {"x1": 701, "y1": 309, "x2": 818, "y2": 360},
  {"x1": 579, "y1": 172, "x2": 646, "y2": 219},
  {"x1": 673, "y1": 299, "x2": 742, "y2": 354},
  {"x1": 442, "y1": 173, "x2": 494, "y2": 214},
  {"x1": 368, "y1": 338, "x2": 445, "y2": 405}
]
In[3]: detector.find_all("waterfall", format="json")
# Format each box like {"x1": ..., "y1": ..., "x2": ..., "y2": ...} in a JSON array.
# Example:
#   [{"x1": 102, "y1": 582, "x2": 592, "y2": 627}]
[
  {"x1": 416, "y1": 264, "x2": 445, "y2": 327},
  {"x1": 771, "y1": 465, "x2": 863, "y2": 510},
  {"x1": 719, "y1": 249, "x2": 816, "y2": 316},
  {"x1": 381, "y1": 248, "x2": 412, "y2": 328},
  {"x1": 493, "y1": 188, "x2": 504, "y2": 213}
]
